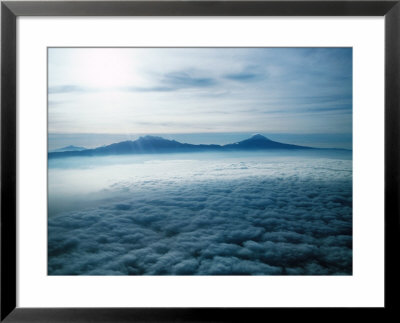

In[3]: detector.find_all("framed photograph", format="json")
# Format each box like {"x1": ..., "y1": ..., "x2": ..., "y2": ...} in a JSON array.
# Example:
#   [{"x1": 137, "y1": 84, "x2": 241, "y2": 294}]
[{"x1": 1, "y1": 0, "x2": 399, "y2": 321}]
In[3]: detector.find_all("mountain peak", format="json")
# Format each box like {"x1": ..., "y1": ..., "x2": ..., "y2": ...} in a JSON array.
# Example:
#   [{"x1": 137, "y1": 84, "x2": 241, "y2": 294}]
[
  {"x1": 138, "y1": 135, "x2": 165, "y2": 141},
  {"x1": 250, "y1": 134, "x2": 270, "y2": 140}
]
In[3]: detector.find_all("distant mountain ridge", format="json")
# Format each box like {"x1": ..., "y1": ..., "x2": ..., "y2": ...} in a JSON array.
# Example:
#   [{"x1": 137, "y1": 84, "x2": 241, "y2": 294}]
[
  {"x1": 50, "y1": 145, "x2": 87, "y2": 153},
  {"x1": 48, "y1": 134, "x2": 315, "y2": 159}
]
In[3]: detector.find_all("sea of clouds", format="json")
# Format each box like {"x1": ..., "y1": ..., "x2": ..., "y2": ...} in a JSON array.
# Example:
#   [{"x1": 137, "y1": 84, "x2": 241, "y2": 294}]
[{"x1": 48, "y1": 151, "x2": 352, "y2": 275}]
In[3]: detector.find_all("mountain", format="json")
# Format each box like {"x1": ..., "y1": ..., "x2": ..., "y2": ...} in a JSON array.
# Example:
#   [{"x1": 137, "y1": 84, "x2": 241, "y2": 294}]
[
  {"x1": 50, "y1": 145, "x2": 87, "y2": 153},
  {"x1": 48, "y1": 134, "x2": 313, "y2": 159},
  {"x1": 224, "y1": 134, "x2": 312, "y2": 150}
]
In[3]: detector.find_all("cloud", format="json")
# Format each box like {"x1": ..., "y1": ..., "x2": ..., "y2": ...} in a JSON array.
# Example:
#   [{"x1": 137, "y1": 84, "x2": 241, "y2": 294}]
[
  {"x1": 48, "y1": 153, "x2": 352, "y2": 275},
  {"x1": 48, "y1": 48, "x2": 352, "y2": 135},
  {"x1": 162, "y1": 71, "x2": 216, "y2": 88},
  {"x1": 49, "y1": 85, "x2": 88, "y2": 94},
  {"x1": 49, "y1": 70, "x2": 217, "y2": 95},
  {"x1": 225, "y1": 72, "x2": 260, "y2": 81},
  {"x1": 121, "y1": 71, "x2": 217, "y2": 93},
  {"x1": 121, "y1": 85, "x2": 175, "y2": 92},
  {"x1": 224, "y1": 66, "x2": 265, "y2": 82}
]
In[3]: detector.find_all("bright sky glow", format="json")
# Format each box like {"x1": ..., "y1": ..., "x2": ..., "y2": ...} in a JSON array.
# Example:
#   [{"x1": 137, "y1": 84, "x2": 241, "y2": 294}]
[{"x1": 48, "y1": 47, "x2": 352, "y2": 137}]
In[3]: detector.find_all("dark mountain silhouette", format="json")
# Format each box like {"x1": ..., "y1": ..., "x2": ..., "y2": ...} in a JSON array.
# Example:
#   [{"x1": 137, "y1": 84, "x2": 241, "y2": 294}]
[
  {"x1": 48, "y1": 134, "x2": 314, "y2": 159},
  {"x1": 51, "y1": 145, "x2": 87, "y2": 153},
  {"x1": 224, "y1": 134, "x2": 313, "y2": 150}
]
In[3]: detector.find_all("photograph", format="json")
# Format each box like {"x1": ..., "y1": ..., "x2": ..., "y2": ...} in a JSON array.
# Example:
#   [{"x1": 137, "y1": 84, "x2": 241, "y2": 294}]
[{"x1": 47, "y1": 47, "x2": 352, "y2": 276}]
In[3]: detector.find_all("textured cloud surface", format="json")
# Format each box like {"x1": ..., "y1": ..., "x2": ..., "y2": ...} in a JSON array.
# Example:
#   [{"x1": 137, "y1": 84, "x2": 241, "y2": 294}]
[{"x1": 48, "y1": 151, "x2": 352, "y2": 275}]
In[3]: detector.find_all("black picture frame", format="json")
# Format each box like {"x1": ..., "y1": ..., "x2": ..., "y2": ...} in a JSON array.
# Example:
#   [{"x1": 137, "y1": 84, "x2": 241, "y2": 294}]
[{"x1": 1, "y1": 1, "x2": 399, "y2": 321}]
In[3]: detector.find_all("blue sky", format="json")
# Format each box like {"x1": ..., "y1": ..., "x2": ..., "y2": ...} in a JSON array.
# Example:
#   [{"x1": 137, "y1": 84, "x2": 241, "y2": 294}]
[{"x1": 48, "y1": 48, "x2": 352, "y2": 148}]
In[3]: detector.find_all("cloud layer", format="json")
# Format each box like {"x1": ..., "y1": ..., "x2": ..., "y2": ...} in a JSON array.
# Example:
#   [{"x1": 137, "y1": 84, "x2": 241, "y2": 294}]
[{"x1": 48, "y1": 152, "x2": 352, "y2": 275}]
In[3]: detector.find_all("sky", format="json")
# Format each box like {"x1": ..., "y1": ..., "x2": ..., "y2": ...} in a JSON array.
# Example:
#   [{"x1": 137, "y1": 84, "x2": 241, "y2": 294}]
[{"x1": 48, "y1": 48, "x2": 352, "y2": 148}]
